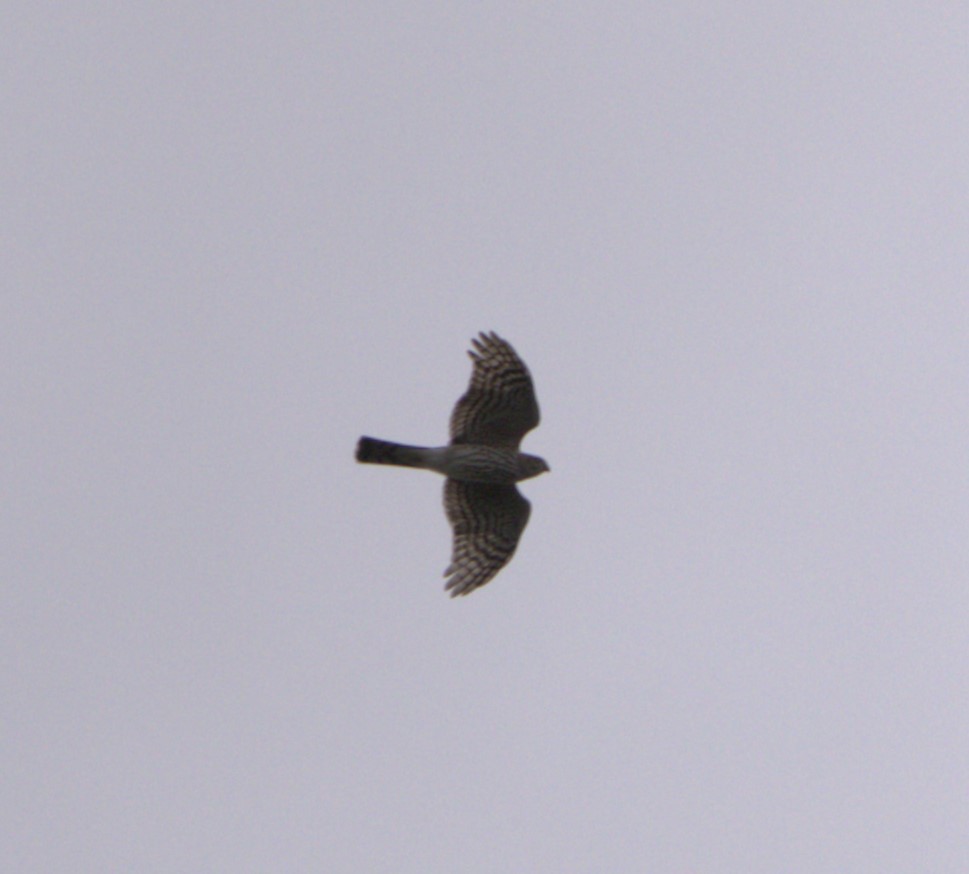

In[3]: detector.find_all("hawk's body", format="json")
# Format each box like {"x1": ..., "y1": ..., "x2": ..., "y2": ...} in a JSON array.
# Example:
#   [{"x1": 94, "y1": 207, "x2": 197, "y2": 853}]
[{"x1": 356, "y1": 332, "x2": 548, "y2": 596}]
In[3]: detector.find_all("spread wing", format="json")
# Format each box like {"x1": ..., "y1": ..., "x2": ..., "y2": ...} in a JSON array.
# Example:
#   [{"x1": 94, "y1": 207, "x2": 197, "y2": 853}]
[
  {"x1": 449, "y1": 332, "x2": 540, "y2": 448},
  {"x1": 442, "y1": 479, "x2": 531, "y2": 596}
]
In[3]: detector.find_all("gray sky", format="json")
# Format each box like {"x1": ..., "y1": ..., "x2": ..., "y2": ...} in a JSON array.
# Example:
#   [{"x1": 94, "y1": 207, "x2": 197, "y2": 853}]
[{"x1": 5, "y1": 3, "x2": 968, "y2": 872}]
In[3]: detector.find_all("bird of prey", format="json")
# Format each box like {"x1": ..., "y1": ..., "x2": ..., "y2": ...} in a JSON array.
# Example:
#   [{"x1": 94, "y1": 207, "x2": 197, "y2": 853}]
[{"x1": 356, "y1": 332, "x2": 549, "y2": 596}]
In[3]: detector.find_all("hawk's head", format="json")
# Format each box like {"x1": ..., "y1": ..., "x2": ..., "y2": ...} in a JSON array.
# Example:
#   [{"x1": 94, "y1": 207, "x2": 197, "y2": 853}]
[{"x1": 517, "y1": 453, "x2": 550, "y2": 481}]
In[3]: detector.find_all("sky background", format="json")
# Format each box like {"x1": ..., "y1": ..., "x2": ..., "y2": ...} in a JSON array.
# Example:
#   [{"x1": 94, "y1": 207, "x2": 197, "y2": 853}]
[{"x1": 5, "y1": 3, "x2": 968, "y2": 872}]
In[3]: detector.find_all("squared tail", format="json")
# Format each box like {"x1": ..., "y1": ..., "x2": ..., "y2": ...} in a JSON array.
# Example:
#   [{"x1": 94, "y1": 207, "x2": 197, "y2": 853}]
[{"x1": 355, "y1": 437, "x2": 429, "y2": 468}]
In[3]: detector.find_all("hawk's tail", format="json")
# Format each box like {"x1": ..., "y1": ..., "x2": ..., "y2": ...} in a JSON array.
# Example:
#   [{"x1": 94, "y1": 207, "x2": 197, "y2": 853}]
[{"x1": 356, "y1": 436, "x2": 431, "y2": 469}]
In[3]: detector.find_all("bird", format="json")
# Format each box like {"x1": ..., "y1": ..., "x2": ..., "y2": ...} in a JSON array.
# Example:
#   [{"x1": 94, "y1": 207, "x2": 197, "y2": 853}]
[{"x1": 356, "y1": 331, "x2": 549, "y2": 596}]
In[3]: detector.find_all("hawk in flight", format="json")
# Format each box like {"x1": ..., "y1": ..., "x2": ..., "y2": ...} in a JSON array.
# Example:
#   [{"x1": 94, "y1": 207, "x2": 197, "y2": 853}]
[{"x1": 356, "y1": 332, "x2": 549, "y2": 596}]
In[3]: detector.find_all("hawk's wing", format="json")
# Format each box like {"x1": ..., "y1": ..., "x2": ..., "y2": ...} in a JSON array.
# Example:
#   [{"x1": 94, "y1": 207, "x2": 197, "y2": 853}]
[
  {"x1": 442, "y1": 480, "x2": 531, "y2": 596},
  {"x1": 449, "y1": 332, "x2": 540, "y2": 448}
]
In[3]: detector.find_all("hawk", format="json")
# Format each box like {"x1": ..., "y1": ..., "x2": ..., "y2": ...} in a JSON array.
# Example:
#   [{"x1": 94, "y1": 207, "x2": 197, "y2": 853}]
[{"x1": 356, "y1": 332, "x2": 549, "y2": 596}]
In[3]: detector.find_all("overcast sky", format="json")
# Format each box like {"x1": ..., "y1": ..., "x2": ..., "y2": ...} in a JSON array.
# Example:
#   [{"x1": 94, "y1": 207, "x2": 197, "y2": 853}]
[{"x1": 5, "y1": 3, "x2": 968, "y2": 872}]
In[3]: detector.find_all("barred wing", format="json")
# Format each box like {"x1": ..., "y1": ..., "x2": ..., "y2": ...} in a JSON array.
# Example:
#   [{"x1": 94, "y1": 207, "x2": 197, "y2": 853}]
[
  {"x1": 443, "y1": 480, "x2": 531, "y2": 596},
  {"x1": 449, "y1": 332, "x2": 540, "y2": 448}
]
